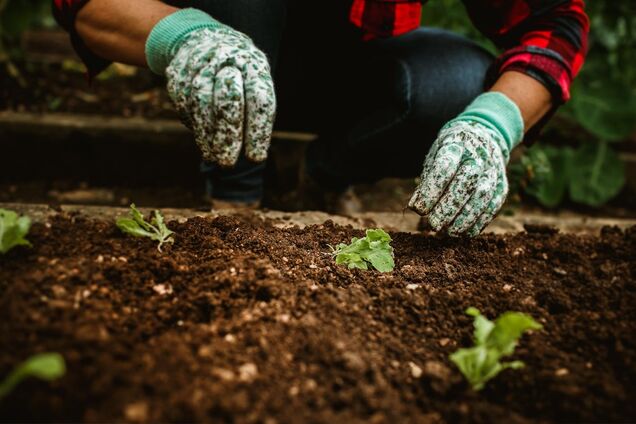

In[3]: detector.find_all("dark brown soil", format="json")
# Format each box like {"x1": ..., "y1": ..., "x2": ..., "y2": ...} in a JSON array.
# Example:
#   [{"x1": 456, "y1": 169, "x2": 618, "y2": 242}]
[
  {"x1": 0, "y1": 213, "x2": 635, "y2": 423},
  {"x1": 1, "y1": 62, "x2": 175, "y2": 119}
]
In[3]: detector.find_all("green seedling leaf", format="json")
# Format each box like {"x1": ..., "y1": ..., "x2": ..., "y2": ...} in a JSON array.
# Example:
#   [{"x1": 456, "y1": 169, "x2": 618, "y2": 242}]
[
  {"x1": 449, "y1": 308, "x2": 542, "y2": 391},
  {"x1": 0, "y1": 353, "x2": 66, "y2": 399},
  {"x1": 331, "y1": 229, "x2": 394, "y2": 272},
  {"x1": 116, "y1": 204, "x2": 174, "y2": 251},
  {"x1": 0, "y1": 208, "x2": 31, "y2": 254}
]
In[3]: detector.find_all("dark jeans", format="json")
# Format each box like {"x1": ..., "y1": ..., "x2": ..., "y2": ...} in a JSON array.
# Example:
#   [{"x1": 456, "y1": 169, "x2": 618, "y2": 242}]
[{"x1": 177, "y1": 0, "x2": 494, "y2": 201}]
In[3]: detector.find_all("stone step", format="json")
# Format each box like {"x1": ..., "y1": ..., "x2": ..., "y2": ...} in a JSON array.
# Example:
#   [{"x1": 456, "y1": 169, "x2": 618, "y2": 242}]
[{"x1": 2, "y1": 202, "x2": 635, "y2": 235}]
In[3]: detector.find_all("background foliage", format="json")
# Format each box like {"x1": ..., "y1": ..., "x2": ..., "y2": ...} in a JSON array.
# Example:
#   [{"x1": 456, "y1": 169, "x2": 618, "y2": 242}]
[
  {"x1": 424, "y1": 0, "x2": 635, "y2": 208},
  {"x1": 0, "y1": 0, "x2": 54, "y2": 59},
  {"x1": 1, "y1": 0, "x2": 635, "y2": 208}
]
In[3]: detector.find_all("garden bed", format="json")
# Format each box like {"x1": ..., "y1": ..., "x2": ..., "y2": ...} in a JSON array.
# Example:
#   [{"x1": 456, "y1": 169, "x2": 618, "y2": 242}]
[{"x1": 1, "y1": 210, "x2": 635, "y2": 423}]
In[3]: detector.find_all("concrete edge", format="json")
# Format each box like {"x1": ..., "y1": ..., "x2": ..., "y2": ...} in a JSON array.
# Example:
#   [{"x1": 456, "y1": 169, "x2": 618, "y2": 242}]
[
  {"x1": 0, "y1": 111, "x2": 318, "y2": 142},
  {"x1": 1, "y1": 203, "x2": 635, "y2": 235}
]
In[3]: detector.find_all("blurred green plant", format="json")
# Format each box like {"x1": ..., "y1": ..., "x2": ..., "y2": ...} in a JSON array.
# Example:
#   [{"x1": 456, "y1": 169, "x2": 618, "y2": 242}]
[
  {"x1": 0, "y1": 353, "x2": 66, "y2": 399},
  {"x1": 425, "y1": 0, "x2": 634, "y2": 208},
  {"x1": 565, "y1": 1, "x2": 636, "y2": 141},
  {"x1": 0, "y1": 0, "x2": 54, "y2": 59},
  {"x1": 508, "y1": 142, "x2": 626, "y2": 208},
  {"x1": 449, "y1": 307, "x2": 542, "y2": 391}
]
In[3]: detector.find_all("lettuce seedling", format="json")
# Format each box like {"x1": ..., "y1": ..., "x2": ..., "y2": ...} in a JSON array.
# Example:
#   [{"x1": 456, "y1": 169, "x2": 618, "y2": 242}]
[
  {"x1": 0, "y1": 353, "x2": 66, "y2": 399},
  {"x1": 450, "y1": 307, "x2": 542, "y2": 390},
  {"x1": 116, "y1": 204, "x2": 174, "y2": 251},
  {"x1": 331, "y1": 229, "x2": 394, "y2": 272},
  {"x1": 0, "y1": 209, "x2": 31, "y2": 254}
]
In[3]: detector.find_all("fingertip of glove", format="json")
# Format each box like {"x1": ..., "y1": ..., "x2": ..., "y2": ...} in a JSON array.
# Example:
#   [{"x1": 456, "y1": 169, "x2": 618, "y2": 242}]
[
  {"x1": 467, "y1": 226, "x2": 482, "y2": 238},
  {"x1": 407, "y1": 193, "x2": 429, "y2": 216},
  {"x1": 245, "y1": 150, "x2": 268, "y2": 164},
  {"x1": 428, "y1": 213, "x2": 445, "y2": 232}
]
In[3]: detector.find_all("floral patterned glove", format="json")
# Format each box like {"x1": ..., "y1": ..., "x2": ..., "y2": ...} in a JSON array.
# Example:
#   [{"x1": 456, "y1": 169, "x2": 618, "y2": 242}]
[
  {"x1": 146, "y1": 9, "x2": 276, "y2": 167},
  {"x1": 408, "y1": 92, "x2": 524, "y2": 237}
]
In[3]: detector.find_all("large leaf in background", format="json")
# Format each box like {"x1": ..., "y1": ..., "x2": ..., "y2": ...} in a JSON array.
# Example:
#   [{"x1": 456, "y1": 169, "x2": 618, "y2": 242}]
[
  {"x1": 567, "y1": 79, "x2": 636, "y2": 142},
  {"x1": 569, "y1": 141, "x2": 626, "y2": 207},
  {"x1": 524, "y1": 145, "x2": 573, "y2": 208}
]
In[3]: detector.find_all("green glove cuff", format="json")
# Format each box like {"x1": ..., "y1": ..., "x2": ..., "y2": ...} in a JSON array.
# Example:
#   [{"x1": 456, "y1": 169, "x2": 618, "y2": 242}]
[
  {"x1": 145, "y1": 8, "x2": 224, "y2": 75},
  {"x1": 449, "y1": 92, "x2": 524, "y2": 157}
]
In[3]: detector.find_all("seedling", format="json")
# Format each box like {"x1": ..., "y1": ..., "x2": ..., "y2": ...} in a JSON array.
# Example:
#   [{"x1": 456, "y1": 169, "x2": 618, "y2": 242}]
[
  {"x1": 0, "y1": 353, "x2": 66, "y2": 399},
  {"x1": 0, "y1": 209, "x2": 31, "y2": 254},
  {"x1": 116, "y1": 204, "x2": 174, "y2": 251},
  {"x1": 330, "y1": 229, "x2": 394, "y2": 272},
  {"x1": 450, "y1": 307, "x2": 542, "y2": 390}
]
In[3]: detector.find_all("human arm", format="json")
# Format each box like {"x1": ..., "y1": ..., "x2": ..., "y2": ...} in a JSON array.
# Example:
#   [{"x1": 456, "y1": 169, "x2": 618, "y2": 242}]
[
  {"x1": 74, "y1": 0, "x2": 177, "y2": 68},
  {"x1": 407, "y1": 0, "x2": 588, "y2": 237},
  {"x1": 491, "y1": 71, "x2": 552, "y2": 131},
  {"x1": 53, "y1": 0, "x2": 276, "y2": 166}
]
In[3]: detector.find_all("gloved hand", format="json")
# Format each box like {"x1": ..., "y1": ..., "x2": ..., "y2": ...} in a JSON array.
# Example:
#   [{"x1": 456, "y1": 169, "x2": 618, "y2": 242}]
[
  {"x1": 146, "y1": 9, "x2": 276, "y2": 167},
  {"x1": 408, "y1": 92, "x2": 524, "y2": 237}
]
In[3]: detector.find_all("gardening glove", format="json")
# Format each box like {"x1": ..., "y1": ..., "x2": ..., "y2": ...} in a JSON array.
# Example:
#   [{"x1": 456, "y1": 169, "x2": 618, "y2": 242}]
[
  {"x1": 146, "y1": 9, "x2": 276, "y2": 167},
  {"x1": 408, "y1": 92, "x2": 524, "y2": 237}
]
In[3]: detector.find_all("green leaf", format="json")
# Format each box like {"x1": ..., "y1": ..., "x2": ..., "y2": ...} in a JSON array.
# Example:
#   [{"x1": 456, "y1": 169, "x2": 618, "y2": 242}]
[
  {"x1": 523, "y1": 145, "x2": 573, "y2": 208},
  {"x1": 488, "y1": 312, "x2": 543, "y2": 356},
  {"x1": 569, "y1": 142, "x2": 626, "y2": 207},
  {"x1": 0, "y1": 208, "x2": 31, "y2": 254},
  {"x1": 0, "y1": 353, "x2": 66, "y2": 399},
  {"x1": 567, "y1": 79, "x2": 636, "y2": 142},
  {"x1": 116, "y1": 218, "x2": 156, "y2": 239},
  {"x1": 331, "y1": 229, "x2": 395, "y2": 272},
  {"x1": 465, "y1": 307, "x2": 480, "y2": 317},
  {"x1": 365, "y1": 229, "x2": 391, "y2": 244},
  {"x1": 116, "y1": 204, "x2": 175, "y2": 251},
  {"x1": 335, "y1": 252, "x2": 368, "y2": 270},
  {"x1": 468, "y1": 308, "x2": 495, "y2": 345},
  {"x1": 0, "y1": 0, "x2": 53, "y2": 38},
  {"x1": 449, "y1": 308, "x2": 542, "y2": 390},
  {"x1": 365, "y1": 249, "x2": 395, "y2": 273}
]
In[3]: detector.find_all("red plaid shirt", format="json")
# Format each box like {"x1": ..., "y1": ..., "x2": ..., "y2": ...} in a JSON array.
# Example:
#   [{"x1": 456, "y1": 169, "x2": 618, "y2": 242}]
[{"x1": 54, "y1": 0, "x2": 589, "y2": 103}]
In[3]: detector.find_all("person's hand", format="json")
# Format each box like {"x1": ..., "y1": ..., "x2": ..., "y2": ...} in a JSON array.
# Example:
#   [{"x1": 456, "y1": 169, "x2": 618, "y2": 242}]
[
  {"x1": 146, "y1": 9, "x2": 276, "y2": 167},
  {"x1": 408, "y1": 92, "x2": 524, "y2": 237}
]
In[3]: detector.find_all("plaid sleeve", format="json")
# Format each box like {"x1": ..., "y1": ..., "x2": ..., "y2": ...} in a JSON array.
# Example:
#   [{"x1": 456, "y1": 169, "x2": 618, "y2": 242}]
[
  {"x1": 53, "y1": 0, "x2": 111, "y2": 77},
  {"x1": 463, "y1": 0, "x2": 589, "y2": 104},
  {"x1": 349, "y1": 0, "x2": 423, "y2": 40}
]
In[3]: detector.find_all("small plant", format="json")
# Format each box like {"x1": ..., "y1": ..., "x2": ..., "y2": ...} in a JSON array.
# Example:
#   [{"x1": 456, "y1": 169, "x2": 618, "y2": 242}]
[
  {"x1": 330, "y1": 229, "x2": 394, "y2": 272},
  {"x1": 449, "y1": 307, "x2": 542, "y2": 390},
  {"x1": 0, "y1": 208, "x2": 31, "y2": 254},
  {"x1": 0, "y1": 353, "x2": 66, "y2": 399},
  {"x1": 116, "y1": 204, "x2": 174, "y2": 251}
]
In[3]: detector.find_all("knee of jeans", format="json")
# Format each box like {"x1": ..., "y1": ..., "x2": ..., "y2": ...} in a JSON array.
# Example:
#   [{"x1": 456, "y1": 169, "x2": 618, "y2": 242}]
[
  {"x1": 192, "y1": 0, "x2": 285, "y2": 64},
  {"x1": 194, "y1": 0, "x2": 286, "y2": 22},
  {"x1": 396, "y1": 28, "x2": 495, "y2": 125},
  {"x1": 189, "y1": 0, "x2": 285, "y2": 35}
]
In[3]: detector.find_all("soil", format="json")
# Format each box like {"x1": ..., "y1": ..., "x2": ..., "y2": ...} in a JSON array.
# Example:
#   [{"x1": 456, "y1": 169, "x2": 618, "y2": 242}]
[
  {"x1": 0, "y1": 178, "x2": 416, "y2": 213},
  {"x1": 1, "y1": 62, "x2": 176, "y2": 119},
  {"x1": 1, "y1": 213, "x2": 635, "y2": 423}
]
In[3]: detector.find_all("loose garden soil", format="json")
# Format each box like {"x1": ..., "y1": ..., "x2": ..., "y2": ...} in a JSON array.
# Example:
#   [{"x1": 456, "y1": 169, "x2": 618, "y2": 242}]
[
  {"x1": 0, "y1": 213, "x2": 635, "y2": 423},
  {"x1": 1, "y1": 63, "x2": 175, "y2": 119}
]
